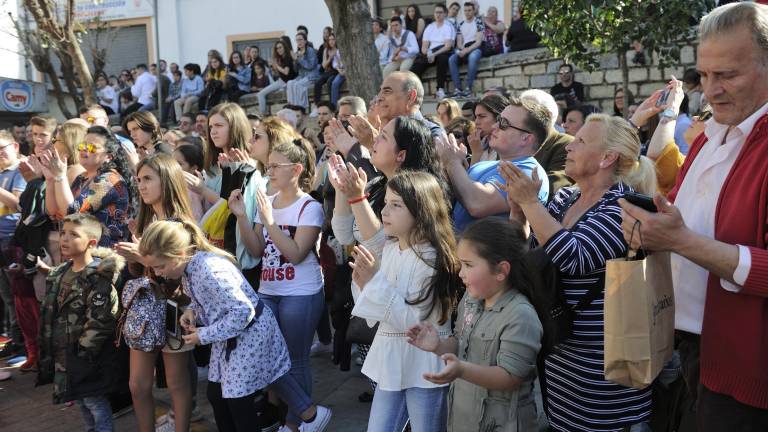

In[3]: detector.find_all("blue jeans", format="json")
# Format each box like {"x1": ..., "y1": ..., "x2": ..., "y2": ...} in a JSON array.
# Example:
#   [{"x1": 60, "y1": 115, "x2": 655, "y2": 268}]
[
  {"x1": 260, "y1": 291, "x2": 324, "y2": 423},
  {"x1": 449, "y1": 48, "x2": 483, "y2": 92},
  {"x1": 330, "y1": 74, "x2": 345, "y2": 107},
  {"x1": 77, "y1": 396, "x2": 113, "y2": 432},
  {"x1": 367, "y1": 386, "x2": 448, "y2": 432}
]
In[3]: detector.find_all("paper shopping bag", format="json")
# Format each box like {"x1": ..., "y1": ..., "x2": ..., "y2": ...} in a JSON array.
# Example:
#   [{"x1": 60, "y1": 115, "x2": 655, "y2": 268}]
[{"x1": 604, "y1": 251, "x2": 675, "y2": 389}]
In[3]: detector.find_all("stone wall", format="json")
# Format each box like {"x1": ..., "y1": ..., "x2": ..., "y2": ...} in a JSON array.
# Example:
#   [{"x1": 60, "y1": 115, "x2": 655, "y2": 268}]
[
  {"x1": 418, "y1": 45, "x2": 698, "y2": 113},
  {"x1": 239, "y1": 44, "x2": 699, "y2": 115}
]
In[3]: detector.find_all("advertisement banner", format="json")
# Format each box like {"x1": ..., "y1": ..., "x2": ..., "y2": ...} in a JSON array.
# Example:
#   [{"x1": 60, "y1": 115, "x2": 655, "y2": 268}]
[
  {"x1": 57, "y1": 0, "x2": 153, "y2": 22},
  {"x1": 0, "y1": 79, "x2": 48, "y2": 113}
]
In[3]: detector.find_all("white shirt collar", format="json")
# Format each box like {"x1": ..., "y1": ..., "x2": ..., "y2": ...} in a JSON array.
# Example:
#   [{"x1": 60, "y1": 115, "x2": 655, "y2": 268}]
[{"x1": 705, "y1": 100, "x2": 768, "y2": 143}]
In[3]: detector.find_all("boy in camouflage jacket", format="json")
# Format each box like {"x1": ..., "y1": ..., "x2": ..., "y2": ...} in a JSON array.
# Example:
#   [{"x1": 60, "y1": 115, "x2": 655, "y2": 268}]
[{"x1": 36, "y1": 214, "x2": 124, "y2": 431}]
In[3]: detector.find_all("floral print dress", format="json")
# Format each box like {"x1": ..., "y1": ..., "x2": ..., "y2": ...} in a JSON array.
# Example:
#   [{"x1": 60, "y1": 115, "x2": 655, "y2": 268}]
[
  {"x1": 182, "y1": 251, "x2": 291, "y2": 398},
  {"x1": 67, "y1": 169, "x2": 129, "y2": 247}
]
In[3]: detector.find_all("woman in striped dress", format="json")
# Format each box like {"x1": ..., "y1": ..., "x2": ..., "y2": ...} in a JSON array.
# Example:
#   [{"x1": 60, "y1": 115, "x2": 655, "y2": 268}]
[{"x1": 501, "y1": 113, "x2": 658, "y2": 431}]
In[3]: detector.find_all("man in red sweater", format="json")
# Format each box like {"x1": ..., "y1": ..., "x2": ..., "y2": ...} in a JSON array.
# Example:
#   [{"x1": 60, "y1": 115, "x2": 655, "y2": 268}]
[{"x1": 619, "y1": 2, "x2": 768, "y2": 431}]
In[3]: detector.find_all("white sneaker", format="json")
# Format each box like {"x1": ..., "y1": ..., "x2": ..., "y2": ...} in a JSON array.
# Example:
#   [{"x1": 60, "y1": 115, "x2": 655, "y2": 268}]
[
  {"x1": 301, "y1": 406, "x2": 332, "y2": 432},
  {"x1": 0, "y1": 370, "x2": 10, "y2": 381},
  {"x1": 436, "y1": 88, "x2": 446, "y2": 100},
  {"x1": 310, "y1": 341, "x2": 332, "y2": 356}
]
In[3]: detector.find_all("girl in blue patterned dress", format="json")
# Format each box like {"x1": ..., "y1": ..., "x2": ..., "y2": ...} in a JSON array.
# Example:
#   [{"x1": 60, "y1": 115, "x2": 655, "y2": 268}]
[{"x1": 139, "y1": 220, "x2": 332, "y2": 432}]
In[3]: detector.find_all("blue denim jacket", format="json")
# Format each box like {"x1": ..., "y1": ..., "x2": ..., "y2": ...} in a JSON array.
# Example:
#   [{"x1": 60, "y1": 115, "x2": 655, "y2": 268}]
[{"x1": 295, "y1": 46, "x2": 320, "y2": 80}]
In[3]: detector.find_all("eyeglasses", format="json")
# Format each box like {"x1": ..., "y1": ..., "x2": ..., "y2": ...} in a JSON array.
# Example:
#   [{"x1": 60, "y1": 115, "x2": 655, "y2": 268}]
[
  {"x1": 451, "y1": 131, "x2": 465, "y2": 141},
  {"x1": 266, "y1": 162, "x2": 296, "y2": 171},
  {"x1": 78, "y1": 142, "x2": 100, "y2": 154},
  {"x1": 496, "y1": 116, "x2": 531, "y2": 134}
]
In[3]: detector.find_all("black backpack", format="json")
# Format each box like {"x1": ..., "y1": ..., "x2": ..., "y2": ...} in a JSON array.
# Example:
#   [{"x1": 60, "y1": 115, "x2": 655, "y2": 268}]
[{"x1": 524, "y1": 190, "x2": 605, "y2": 355}]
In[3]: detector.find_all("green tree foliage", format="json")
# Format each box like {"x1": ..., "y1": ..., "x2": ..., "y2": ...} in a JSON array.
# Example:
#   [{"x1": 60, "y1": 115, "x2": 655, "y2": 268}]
[{"x1": 524, "y1": 0, "x2": 714, "y2": 115}]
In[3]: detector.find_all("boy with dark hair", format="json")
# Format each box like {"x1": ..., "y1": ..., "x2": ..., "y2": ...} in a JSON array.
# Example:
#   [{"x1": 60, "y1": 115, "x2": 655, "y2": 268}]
[{"x1": 37, "y1": 213, "x2": 124, "y2": 431}]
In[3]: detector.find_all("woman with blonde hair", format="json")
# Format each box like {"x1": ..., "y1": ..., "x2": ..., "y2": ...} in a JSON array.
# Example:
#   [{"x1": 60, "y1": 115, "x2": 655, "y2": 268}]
[
  {"x1": 436, "y1": 98, "x2": 461, "y2": 127},
  {"x1": 54, "y1": 121, "x2": 87, "y2": 184},
  {"x1": 501, "y1": 113, "x2": 656, "y2": 431}
]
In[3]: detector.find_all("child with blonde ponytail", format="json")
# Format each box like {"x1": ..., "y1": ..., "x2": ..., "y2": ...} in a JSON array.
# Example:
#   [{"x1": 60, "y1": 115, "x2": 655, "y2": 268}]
[{"x1": 139, "y1": 220, "x2": 331, "y2": 432}]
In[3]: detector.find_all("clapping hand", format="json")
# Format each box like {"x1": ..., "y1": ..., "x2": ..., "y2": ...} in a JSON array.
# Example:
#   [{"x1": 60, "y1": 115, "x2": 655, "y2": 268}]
[
  {"x1": 498, "y1": 162, "x2": 542, "y2": 206},
  {"x1": 39, "y1": 148, "x2": 67, "y2": 180},
  {"x1": 218, "y1": 148, "x2": 254, "y2": 168},
  {"x1": 347, "y1": 115, "x2": 379, "y2": 150},
  {"x1": 255, "y1": 188, "x2": 274, "y2": 226},
  {"x1": 423, "y1": 353, "x2": 463, "y2": 384},
  {"x1": 228, "y1": 190, "x2": 247, "y2": 218},
  {"x1": 328, "y1": 119, "x2": 357, "y2": 156},
  {"x1": 349, "y1": 244, "x2": 378, "y2": 288},
  {"x1": 183, "y1": 170, "x2": 205, "y2": 194},
  {"x1": 406, "y1": 322, "x2": 440, "y2": 353},
  {"x1": 327, "y1": 154, "x2": 367, "y2": 198},
  {"x1": 435, "y1": 132, "x2": 468, "y2": 166}
]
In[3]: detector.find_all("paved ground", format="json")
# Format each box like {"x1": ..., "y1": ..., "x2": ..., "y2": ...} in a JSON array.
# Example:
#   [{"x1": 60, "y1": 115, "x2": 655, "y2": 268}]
[{"x1": 0, "y1": 352, "x2": 372, "y2": 431}]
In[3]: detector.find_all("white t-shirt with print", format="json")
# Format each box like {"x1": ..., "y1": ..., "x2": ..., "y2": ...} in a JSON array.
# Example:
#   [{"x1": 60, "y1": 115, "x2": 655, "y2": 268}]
[
  {"x1": 423, "y1": 22, "x2": 456, "y2": 54},
  {"x1": 254, "y1": 193, "x2": 324, "y2": 296}
]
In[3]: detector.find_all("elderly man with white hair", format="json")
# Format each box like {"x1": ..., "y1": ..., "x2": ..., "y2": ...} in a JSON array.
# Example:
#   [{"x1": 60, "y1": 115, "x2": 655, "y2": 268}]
[
  {"x1": 520, "y1": 89, "x2": 573, "y2": 198},
  {"x1": 619, "y1": 3, "x2": 768, "y2": 430}
]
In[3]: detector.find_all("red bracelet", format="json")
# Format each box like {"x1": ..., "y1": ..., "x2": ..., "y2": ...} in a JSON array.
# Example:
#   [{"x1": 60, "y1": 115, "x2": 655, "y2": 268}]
[{"x1": 347, "y1": 194, "x2": 369, "y2": 205}]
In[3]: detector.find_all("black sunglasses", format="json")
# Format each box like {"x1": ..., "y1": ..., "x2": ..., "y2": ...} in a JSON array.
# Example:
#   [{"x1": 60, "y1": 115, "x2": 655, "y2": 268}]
[{"x1": 496, "y1": 116, "x2": 532, "y2": 134}]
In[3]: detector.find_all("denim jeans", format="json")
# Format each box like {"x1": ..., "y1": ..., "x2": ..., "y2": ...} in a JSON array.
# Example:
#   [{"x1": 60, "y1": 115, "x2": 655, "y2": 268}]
[
  {"x1": 256, "y1": 79, "x2": 287, "y2": 114},
  {"x1": 367, "y1": 386, "x2": 448, "y2": 432},
  {"x1": 449, "y1": 48, "x2": 483, "y2": 92},
  {"x1": 260, "y1": 291, "x2": 324, "y2": 423},
  {"x1": 330, "y1": 74, "x2": 345, "y2": 107},
  {"x1": 269, "y1": 372, "x2": 314, "y2": 421},
  {"x1": 77, "y1": 396, "x2": 114, "y2": 432}
]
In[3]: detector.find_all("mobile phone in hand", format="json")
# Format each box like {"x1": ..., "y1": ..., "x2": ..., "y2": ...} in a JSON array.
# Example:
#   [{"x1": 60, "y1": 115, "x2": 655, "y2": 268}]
[
  {"x1": 655, "y1": 89, "x2": 671, "y2": 108},
  {"x1": 623, "y1": 191, "x2": 658, "y2": 213}
]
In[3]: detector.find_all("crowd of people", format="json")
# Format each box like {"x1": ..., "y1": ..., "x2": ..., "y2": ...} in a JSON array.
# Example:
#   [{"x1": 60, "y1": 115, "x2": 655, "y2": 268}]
[
  {"x1": 94, "y1": 1, "x2": 541, "y2": 128},
  {"x1": 1, "y1": 2, "x2": 767, "y2": 432}
]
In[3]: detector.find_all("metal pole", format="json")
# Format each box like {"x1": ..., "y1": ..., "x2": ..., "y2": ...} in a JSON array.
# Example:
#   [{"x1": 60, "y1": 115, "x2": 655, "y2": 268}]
[{"x1": 153, "y1": 0, "x2": 162, "y2": 123}]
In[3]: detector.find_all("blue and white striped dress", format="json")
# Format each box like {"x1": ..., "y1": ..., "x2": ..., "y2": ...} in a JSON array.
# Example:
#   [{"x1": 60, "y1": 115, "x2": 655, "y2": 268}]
[{"x1": 535, "y1": 184, "x2": 651, "y2": 431}]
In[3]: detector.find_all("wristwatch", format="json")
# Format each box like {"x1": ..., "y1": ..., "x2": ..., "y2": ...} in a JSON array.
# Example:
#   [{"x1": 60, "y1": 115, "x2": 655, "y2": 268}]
[{"x1": 660, "y1": 109, "x2": 678, "y2": 121}]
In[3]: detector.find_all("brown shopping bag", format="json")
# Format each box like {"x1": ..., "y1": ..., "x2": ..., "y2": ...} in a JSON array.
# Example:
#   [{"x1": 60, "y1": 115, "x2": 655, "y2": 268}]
[{"x1": 604, "y1": 223, "x2": 675, "y2": 389}]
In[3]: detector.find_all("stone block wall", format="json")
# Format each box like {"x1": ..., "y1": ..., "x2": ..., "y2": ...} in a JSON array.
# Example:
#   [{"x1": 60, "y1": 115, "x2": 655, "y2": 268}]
[
  {"x1": 238, "y1": 44, "x2": 699, "y2": 116},
  {"x1": 418, "y1": 44, "x2": 698, "y2": 113}
]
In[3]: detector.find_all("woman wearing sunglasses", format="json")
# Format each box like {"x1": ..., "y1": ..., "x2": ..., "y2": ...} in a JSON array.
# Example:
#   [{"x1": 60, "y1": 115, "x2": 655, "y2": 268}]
[
  {"x1": 630, "y1": 76, "x2": 703, "y2": 196},
  {"x1": 40, "y1": 126, "x2": 136, "y2": 247}
]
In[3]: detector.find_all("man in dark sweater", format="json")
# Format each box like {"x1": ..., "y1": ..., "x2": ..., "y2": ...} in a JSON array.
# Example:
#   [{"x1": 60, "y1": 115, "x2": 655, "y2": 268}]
[{"x1": 550, "y1": 63, "x2": 584, "y2": 107}]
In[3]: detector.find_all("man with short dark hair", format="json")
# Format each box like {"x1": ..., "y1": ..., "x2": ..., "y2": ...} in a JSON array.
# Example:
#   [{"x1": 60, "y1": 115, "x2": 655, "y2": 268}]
[
  {"x1": 194, "y1": 112, "x2": 208, "y2": 137},
  {"x1": 448, "y1": 2, "x2": 485, "y2": 97},
  {"x1": 440, "y1": 97, "x2": 551, "y2": 232},
  {"x1": 410, "y1": 3, "x2": 456, "y2": 99},
  {"x1": 550, "y1": 64, "x2": 584, "y2": 106},
  {"x1": 178, "y1": 112, "x2": 195, "y2": 135},
  {"x1": 316, "y1": 101, "x2": 335, "y2": 126},
  {"x1": 11, "y1": 124, "x2": 29, "y2": 156},
  {"x1": 383, "y1": 16, "x2": 419, "y2": 76},
  {"x1": 461, "y1": 100, "x2": 476, "y2": 120},
  {"x1": 122, "y1": 63, "x2": 157, "y2": 119}
]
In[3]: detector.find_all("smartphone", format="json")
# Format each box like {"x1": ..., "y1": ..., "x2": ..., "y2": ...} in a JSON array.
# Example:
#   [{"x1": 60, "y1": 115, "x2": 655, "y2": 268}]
[
  {"x1": 166, "y1": 299, "x2": 180, "y2": 338},
  {"x1": 623, "y1": 191, "x2": 657, "y2": 213},
  {"x1": 655, "y1": 89, "x2": 670, "y2": 107},
  {"x1": 341, "y1": 120, "x2": 353, "y2": 136}
]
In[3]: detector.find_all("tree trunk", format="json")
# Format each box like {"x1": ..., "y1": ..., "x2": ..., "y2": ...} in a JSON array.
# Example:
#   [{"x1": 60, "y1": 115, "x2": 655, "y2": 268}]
[
  {"x1": 57, "y1": 49, "x2": 84, "y2": 109},
  {"x1": 619, "y1": 48, "x2": 630, "y2": 119},
  {"x1": 324, "y1": 0, "x2": 381, "y2": 105},
  {"x1": 64, "y1": 28, "x2": 97, "y2": 106},
  {"x1": 44, "y1": 68, "x2": 75, "y2": 118}
]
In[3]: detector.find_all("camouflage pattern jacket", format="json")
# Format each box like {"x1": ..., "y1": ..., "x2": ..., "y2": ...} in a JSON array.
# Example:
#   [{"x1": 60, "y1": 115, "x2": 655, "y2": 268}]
[{"x1": 36, "y1": 248, "x2": 125, "y2": 404}]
